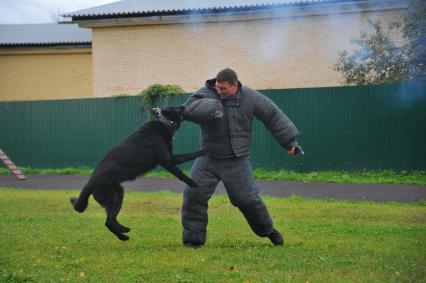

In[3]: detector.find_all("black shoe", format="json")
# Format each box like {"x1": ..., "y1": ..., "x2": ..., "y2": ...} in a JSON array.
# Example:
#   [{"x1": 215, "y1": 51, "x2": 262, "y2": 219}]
[
  {"x1": 183, "y1": 242, "x2": 204, "y2": 249},
  {"x1": 268, "y1": 228, "x2": 284, "y2": 246}
]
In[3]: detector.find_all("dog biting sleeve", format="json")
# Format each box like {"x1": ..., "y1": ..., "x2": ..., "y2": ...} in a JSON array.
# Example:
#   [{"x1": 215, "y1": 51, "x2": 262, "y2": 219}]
[{"x1": 183, "y1": 98, "x2": 224, "y2": 125}]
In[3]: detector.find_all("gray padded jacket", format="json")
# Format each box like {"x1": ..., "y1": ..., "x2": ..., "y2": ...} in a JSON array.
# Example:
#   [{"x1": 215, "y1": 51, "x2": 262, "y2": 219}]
[{"x1": 183, "y1": 79, "x2": 299, "y2": 158}]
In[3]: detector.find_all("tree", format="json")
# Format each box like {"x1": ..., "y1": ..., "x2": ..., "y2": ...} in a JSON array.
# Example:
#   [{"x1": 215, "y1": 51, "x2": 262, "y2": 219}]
[
  {"x1": 403, "y1": 0, "x2": 426, "y2": 80},
  {"x1": 334, "y1": 0, "x2": 426, "y2": 85},
  {"x1": 334, "y1": 20, "x2": 408, "y2": 85}
]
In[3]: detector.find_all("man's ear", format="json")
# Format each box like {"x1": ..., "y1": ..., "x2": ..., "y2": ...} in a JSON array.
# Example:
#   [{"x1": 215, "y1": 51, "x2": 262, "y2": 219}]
[{"x1": 232, "y1": 82, "x2": 239, "y2": 92}]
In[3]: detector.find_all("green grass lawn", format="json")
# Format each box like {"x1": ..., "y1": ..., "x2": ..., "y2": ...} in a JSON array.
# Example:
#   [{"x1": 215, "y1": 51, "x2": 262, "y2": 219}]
[{"x1": 0, "y1": 188, "x2": 425, "y2": 282}]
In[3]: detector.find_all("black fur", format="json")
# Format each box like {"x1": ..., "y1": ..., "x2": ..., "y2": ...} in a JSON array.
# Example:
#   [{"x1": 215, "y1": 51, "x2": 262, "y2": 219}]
[{"x1": 70, "y1": 106, "x2": 205, "y2": 241}]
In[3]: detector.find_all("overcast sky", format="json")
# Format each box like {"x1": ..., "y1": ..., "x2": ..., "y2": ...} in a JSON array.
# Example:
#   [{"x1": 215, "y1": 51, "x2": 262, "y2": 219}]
[{"x1": 0, "y1": 0, "x2": 118, "y2": 24}]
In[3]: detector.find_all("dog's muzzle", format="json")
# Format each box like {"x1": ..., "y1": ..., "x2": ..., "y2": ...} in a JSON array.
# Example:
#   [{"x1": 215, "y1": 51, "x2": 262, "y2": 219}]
[
  {"x1": 152, "y1": 107, "x2": 178, "y2": 130},
  {"x1": 152, "y1": 107, "x2": 162, "y2": 118}
]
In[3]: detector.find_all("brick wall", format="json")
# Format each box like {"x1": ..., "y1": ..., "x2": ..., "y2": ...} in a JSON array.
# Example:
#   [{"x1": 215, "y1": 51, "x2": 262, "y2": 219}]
[{"x1": 92, "y1": 7, "x2": 406, "y2": 97}]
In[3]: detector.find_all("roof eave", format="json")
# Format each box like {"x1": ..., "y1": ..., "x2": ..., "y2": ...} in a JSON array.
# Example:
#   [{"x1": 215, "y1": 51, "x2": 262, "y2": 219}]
[
  {"x1": 0, "y1": 42, "x2": 92, "y2": 48},
  {"x1": 63, "y1": 0, "x2": 334, "y2": 18},
  {"x1": 68, "y1": 0, "x2": 407, "y2": 28}
]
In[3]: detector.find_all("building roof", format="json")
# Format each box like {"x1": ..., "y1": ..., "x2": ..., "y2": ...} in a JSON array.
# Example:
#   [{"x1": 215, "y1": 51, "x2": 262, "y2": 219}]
[
  {"x1": 0, "y1": 23, "x2": 91, "y2": 46},
  {"x1": 63, "y1": 0, "x2": 363, "y2": 19}
]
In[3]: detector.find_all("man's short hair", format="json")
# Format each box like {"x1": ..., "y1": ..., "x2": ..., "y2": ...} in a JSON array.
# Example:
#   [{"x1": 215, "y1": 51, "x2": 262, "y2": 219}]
[{"x1": 216, "y1": 68, "x2": 238, "y2": 85}]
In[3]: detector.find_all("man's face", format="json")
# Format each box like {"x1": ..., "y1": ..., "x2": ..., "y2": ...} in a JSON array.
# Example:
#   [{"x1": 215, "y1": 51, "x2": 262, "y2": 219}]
[{"x1": 215, "y1": 80, "x2": 238, "y2": 100}]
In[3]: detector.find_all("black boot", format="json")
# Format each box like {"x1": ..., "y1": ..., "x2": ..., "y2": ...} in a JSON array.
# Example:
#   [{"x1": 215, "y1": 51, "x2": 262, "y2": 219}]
[{"x1": 268, "y1": 228, "x2": 284, "y2": 246}]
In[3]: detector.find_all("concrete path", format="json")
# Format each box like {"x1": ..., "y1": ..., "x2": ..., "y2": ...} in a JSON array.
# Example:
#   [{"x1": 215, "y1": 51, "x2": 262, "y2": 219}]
[{"x1": 0, "y1": 174, "x2": 425, "y2": 202}]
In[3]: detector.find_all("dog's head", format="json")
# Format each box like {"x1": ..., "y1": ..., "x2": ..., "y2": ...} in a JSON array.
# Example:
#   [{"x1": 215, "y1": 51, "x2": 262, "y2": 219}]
[{"x1": 152, "y1": 106, "x2": 185, "y2": 130}]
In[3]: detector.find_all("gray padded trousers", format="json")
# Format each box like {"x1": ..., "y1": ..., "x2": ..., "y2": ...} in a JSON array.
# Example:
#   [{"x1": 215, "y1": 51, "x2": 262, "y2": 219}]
[{"x1": 182, "y1": 155, "x2": 274, "y2": 245}]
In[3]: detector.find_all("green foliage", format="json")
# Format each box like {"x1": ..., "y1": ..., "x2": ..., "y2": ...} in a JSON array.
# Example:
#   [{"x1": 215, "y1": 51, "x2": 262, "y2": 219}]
[
  {"x1": 138, "y1": 84, "x2": 185, "y2": 119},
  {"x1": 0, "y1": 189, "x2": 425, "y2": 282},
  {"x1": 334, "y1": 20, "x2": 409, "y2": 85},
  {"x1": 335, "y1": 0, "x2": 426, "y2": 85},
  {"x1": 1, "y1": 167, "x2": 425, "y2": 185},
  {"x1": 252, "y1": 168, "x2": 426, "y2": 185},
  {"x1": 0, "y1": 166, "x2": 94, "y2": 175},
  {"x1": 403, "y1": 0, "x2": 426, "y2": 80},
  {"x1": 110, "y1": 93, "x2": 132, "y2": 99}
]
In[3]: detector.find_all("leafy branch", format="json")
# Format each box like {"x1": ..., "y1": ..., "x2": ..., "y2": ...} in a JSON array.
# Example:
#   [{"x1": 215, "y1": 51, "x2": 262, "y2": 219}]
[
  {"x1": 333, "y1": 19, "x2": 409, "y2": 85},
  {"x1": 138, "y1": 84, "x2": 185, "y2": 119}
]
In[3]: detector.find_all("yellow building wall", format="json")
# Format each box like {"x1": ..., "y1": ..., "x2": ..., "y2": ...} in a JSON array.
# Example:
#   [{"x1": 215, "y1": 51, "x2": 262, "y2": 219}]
[
  {"x1": 0, "y1": 48, "x2": 92, "y2": 101},
  {"x1": 91, "y1": 8, "x2": 405, "y2": 97}
]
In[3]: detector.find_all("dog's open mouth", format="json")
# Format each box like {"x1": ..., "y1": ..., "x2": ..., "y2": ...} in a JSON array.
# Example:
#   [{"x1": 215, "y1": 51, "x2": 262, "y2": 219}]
[
  {"x1": 152, "y1": 107, "x2": 162, "y2": 119},
  {"x1": 152, "y1": 107, "x2": 179, "y2": 130}
]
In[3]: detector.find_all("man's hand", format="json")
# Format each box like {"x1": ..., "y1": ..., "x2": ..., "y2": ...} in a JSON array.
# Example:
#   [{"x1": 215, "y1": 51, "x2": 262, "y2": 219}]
[
  {"x1": 288, "y1": 145, "x2": 304, "y2": 156},
  {"x1": 287, "y1": 147, "x2": 297, "y2": 155}
]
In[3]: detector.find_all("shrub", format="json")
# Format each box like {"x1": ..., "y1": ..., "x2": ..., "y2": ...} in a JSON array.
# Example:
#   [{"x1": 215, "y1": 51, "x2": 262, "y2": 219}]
[{"x1": 138, "y1": 84, "x2": 185, "y2": 119}]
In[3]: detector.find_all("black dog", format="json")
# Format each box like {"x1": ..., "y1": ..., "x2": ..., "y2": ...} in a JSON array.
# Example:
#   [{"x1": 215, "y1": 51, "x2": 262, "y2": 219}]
[{"x1": 70, "y1": 106, "x2": 205, "y2": 241}]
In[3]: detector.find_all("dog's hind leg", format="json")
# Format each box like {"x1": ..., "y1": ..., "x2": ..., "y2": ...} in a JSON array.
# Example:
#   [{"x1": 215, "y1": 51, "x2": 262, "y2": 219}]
[
  {"x1": 93, "y1": 185, "x2": 130, "y2": 241},
  {"x1": 70, "y1": 184, "x2": 92, "y2": 213},
  {"x1": 110, "y1": 184, "x2": 130, "y2": 233},
  {"x1": 107, "y1": 185, "x2": 131, "y2": 240}
]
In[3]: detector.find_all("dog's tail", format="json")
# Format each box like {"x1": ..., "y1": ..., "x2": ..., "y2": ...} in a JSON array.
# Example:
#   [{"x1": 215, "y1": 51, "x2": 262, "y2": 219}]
[{"x1": 70, "y1": 185, "x2": 91, "y2": 213}]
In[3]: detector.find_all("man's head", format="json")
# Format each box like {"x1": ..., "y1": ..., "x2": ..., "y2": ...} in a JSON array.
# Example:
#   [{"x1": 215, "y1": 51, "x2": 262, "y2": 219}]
[{"x1": 215, "y1": 68, "x2": 239, "y2": 100}]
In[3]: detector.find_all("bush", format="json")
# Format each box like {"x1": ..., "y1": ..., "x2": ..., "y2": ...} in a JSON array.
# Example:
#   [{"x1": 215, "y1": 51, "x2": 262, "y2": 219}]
[{"x1": 138, "y1": 84, "x2": 185, "y2": 119}]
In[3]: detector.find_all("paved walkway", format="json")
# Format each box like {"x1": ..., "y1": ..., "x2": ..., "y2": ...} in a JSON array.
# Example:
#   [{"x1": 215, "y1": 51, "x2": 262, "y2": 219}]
[{"x1": 0, "y1": 174, "x2": 425, "y2": 202}]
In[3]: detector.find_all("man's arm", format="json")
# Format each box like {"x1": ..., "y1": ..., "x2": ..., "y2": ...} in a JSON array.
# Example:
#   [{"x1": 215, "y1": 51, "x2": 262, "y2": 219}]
[
  {"x1": 182, "y1": 88, "x2": 223, "y2": 125},
  {"x1": 253, "y1": 93, "x2": 300, "y2": 152}
]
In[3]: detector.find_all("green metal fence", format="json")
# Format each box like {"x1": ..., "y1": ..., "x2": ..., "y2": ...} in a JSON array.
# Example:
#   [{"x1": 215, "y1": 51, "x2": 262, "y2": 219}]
[{"x1": 1, "y1": 82, "x2": 425, "y2": 172}]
